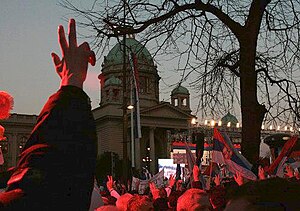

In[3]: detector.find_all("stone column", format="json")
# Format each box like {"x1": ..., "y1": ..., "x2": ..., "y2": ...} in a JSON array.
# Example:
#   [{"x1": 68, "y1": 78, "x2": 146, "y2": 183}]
[{"x1": 149, "y1": 127, "x2": 155, "y2": 173}]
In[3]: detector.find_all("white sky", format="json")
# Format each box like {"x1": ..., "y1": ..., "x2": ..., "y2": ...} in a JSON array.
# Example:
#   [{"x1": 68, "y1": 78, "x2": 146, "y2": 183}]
[
  {"x1": 0, "y1": 1, "x2": 106, "y2": 115},
  {"x1": 0, "y1": 1, "x2": 181, "y2": 115},
  {"x1": 0, "y1": 0, "x2": 240, "y2": 124}
]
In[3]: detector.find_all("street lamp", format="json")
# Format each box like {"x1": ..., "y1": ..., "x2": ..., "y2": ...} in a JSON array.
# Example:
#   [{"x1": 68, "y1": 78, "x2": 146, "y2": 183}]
[{"x1": 127, "y1": 105, "x2": 134, "y2": 110}]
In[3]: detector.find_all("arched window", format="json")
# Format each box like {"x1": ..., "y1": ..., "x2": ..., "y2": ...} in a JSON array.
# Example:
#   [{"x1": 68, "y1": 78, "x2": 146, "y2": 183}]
[
  {"x1": 112, "y1": 89, "x2": 119, "y2": 101},
  {"x1": 181, "y1": 98, "x2": 187, "y2": 106},
  {"x1": 174, "y1": 99, "x2": 179, "y2": 106}
]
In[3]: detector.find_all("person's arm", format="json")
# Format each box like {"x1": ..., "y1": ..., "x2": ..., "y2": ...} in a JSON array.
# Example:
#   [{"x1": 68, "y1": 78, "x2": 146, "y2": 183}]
[
  {"x1": 149, "y1": 182, "x2": 160, "y2": 200},
  {"x1": 51, "y1": 19, "x2": 95, "y2": 89},
  {"x1": 234, "y1": 172, "x2": 244, "y2": 186},
  {"x1": 191, "y1": 165, "x2": 202, "y2": 189},
  {"x1": 213, "y1": 174, "x2": 221, "y2": 187},
  {"x1": 165, "y1": 174, "x2": 175, "y2": 197},
  {"x1": 2, "y1": 19, "x2": 97, "y2": 211},
  {"x1": 106, "y1": 175, "x2": 120, "y2": 199},
  {"x1": 285, "y1": 165, "x2": 295, "y2": 178},
  {"x1": 258, "y1": 166, "x2": 266, "y2": 180}
]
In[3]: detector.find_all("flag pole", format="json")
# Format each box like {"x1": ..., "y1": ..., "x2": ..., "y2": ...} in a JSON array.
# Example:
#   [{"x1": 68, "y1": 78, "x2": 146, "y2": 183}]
[
  {"x1": 122, "y1": 0, "x2": 129, "y2": 181},
  {"x1": 130, "y1": 54, "x2": 135, "y2": 168}
]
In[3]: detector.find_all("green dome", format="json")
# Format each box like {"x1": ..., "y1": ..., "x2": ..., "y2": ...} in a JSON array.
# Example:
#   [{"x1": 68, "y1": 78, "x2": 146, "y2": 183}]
[
  {"x1": 221, "y1": 112, "x2": 238, "y2": 126},
  {"x1": 104, "y1": 75, "x2": 122, "y2": 87},
  {"x1": 171, "y1": 85, "x2": 189, "y2": 95},
  {"x1": 104, "y1": 38, "x2": 153, "y2": 65}
]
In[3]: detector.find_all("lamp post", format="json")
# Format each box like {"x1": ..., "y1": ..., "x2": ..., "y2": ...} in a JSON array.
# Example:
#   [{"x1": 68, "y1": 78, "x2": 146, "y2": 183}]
[{"x1": 122, "y1": 0, "x2": 129, "y2": 182}]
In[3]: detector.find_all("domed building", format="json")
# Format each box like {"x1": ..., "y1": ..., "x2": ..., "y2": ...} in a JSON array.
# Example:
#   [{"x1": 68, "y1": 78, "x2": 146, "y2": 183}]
[
  {"x1": 92, "y1": 37, "x2": 195, "y2": 173},
  {"x1": 221, "y1": 112, "x2": 239, "y2": 127},
  {"x1": 171, "y1": 85, "x2": 191, "y2": 114}
]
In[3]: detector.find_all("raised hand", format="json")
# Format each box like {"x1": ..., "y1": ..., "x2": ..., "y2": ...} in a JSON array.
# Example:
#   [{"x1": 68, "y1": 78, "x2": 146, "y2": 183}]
[
  {"x1": 149, "y1": 181, "x2": 160, "y2": 200},
  {"x1": 285, "y1": 165, "x2": 294, "y2": 178},
  {"x1": 234, "y1": 172, "x2": 244, "y2": 186},
  {"x1": 168, "y1": 174, "x2": 176, "y2": 188},
  {"x1": 106, "y1": 175, "x2": 114, "y2": 191},
  {"x1": 51, "y1": 19, "x2": 96, "y2": 88},
  {"x1": 258, "y1": 166, "x2": 266, "y2": 180},
  {"x1": 176, "y1": 179, "x2": 183, "y2": 191},
  {"x1": 213, "y1": 174, "x2": 221, "y2": 186}
]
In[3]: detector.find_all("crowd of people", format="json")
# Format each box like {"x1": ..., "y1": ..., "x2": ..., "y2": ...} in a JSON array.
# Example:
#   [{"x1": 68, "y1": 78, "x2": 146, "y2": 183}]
[
  {"x1": 0, "y1": 18, "x2": 299, "y2": 210},
  {"x1": 90, "y1": 163, "x2": 300, "y2": 211}
]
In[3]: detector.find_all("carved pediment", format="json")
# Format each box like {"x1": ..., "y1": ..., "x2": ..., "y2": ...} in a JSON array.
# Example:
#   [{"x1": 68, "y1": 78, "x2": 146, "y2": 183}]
[{"x1": 141, "y1": 102, "x2": 194, "y2": 120}]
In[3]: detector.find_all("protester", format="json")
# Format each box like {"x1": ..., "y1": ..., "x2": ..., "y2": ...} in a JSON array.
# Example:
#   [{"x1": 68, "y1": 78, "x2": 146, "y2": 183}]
[
  {"x1": 208, "y1": 174, "x2": 227, "y2": 210},
  {"x1": 165, "y1": 174, "x2": 176, "y2": 197},
  {"x1": 96, "y1": 205, "x2": 118, "y2": 211},
  {"x1": 168, "y1": 189, "x2": 183, "y2": 210},
  {"x1": 149, "y1": 181, "x2": 168, "y2": 210},
  {"x1": 127, "y1": 194, "x2": 154, "y2": 211},
  {"x1": 224, "y1": 177, "x2": 300, "y2": 210},
  {"x1": 116, "y1": 193, "x2": 133, "y2": 211},
  {"x1": 0, "y1": 18, "x2": 97, "y2": 210},
  {"x1": 177, "y1": 188, "x2": 212, "y2": 211},
  {"x1": 106, "y1": 175, "x2": 121, "y2": 199}
]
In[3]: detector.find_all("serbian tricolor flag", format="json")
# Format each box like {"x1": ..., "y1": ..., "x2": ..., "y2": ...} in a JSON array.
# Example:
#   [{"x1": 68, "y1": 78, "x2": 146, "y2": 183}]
[
  {"x1": 184, "y1": 141, "x2": 196, "y2": 179},
  {"x1": 212, "y1": 128, "x2": 257, "y2": 180},
  {"x1": 267, "y1": 135, "x2": 298, "y2": 176},
  {"x1": 129, "y1": 53, "x2": 142, "y2": 139}
]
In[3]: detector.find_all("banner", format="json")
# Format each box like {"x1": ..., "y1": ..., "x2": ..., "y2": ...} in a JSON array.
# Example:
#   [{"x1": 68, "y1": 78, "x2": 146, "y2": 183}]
[{"x1": 132, "y1": 169, "x2": 164, "y2": 194}]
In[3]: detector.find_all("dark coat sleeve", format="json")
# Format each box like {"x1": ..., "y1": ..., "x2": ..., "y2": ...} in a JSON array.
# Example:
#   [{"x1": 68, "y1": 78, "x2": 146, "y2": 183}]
[{"x1": 1, "y1": 86, "x2": 97, "y2": 211}]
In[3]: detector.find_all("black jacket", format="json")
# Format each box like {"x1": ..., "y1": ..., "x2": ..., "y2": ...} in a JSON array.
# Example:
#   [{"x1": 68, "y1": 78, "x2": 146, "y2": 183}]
[{"x1": 0, "y1": 86, "x2": 97, "y2": 211}]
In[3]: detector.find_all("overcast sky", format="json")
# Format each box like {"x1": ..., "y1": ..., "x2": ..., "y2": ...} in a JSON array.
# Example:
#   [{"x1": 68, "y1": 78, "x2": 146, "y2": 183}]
[
  {"x1": 0, "y1": 0, "x2": 245, "y2": 126},
  {"x1": 0, "y1": 1, "x2": 104, "y2": 115},
  {"x1": 1, "y1": 0, "x2": 188, "y2": 116}
]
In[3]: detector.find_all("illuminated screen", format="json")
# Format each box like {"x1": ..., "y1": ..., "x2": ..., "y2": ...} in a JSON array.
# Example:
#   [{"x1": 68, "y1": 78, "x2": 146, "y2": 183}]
[{"x1": 158, "y1": 159, "x2": 185, "y2": 179}]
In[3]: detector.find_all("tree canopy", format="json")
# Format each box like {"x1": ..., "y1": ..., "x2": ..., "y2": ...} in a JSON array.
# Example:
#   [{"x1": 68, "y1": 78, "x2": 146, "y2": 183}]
[{"x1": 60, "y1": 0, "x2": 300, "y2": 164}]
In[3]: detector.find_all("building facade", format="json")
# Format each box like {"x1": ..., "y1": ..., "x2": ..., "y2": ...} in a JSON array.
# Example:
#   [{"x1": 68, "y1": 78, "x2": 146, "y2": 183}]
[
  {"x1": 1, "y1": 37, "x2": 298, "y2": 175},
  {"x1": 93, "y1": 37, "x2": 195, "y2": 173},
  {"x1": 0, "y1": 114, "x2": 37, "y2": 170}
]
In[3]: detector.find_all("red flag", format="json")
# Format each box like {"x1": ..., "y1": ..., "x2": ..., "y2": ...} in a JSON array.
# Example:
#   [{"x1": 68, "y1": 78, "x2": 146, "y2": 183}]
[
  {"x1": 267, "y1": 136, "x2": 298, "y2": 175},
  {"x1": 184, "y1": 141, "x2": 196, "y2": 174}
]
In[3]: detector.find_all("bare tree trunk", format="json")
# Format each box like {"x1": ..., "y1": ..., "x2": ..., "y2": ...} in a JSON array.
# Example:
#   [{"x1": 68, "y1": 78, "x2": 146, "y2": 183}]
[{"x1": 239, "y1": 37, "x2": 267, "y2": 165}]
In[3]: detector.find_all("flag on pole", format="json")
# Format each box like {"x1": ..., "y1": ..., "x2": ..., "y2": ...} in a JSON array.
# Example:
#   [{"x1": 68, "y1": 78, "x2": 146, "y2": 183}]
[
  {"x1": 184, "y1": 141, "x2": 196, "y2": 177},
  {"x1": 267, "y1": 136, "x2": 298, "y2": 176},
  {"x1": 129, "y1": 52, "x2": 142, "y2": 139},
  {"x1": 212, "y1": 128, "x2": 257, "y2": 180}
]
